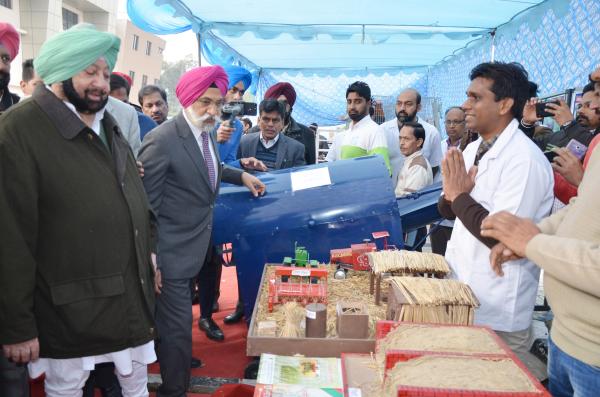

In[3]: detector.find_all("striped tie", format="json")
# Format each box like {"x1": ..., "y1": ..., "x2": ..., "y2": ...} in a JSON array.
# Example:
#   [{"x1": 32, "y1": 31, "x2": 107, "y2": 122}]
[{"x1": 201, "y1": 131, "x2": 216, "y2": 191}]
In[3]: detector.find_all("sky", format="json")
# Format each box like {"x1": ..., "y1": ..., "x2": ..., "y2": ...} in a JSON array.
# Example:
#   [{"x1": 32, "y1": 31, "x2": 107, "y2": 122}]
[{"x1": 117, "y1": 0, "x2": 199, "y2": 63}]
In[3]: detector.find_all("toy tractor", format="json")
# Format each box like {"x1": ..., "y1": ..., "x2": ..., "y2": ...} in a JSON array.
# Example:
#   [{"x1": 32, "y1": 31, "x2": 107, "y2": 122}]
[
  {"x1": 283, "y1": 242, "x2": 319, "y2": 268},
  {"x1": 330, "y1": 231, "x2": 397, "y2": 279}
]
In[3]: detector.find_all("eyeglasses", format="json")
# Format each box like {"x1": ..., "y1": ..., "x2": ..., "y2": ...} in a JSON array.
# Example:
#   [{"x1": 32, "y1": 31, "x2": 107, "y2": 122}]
[
  {"x1": 444, "y1": 119, "x2": 465, "y2": 126},
  {"x1": 0, "y1": 54, "x2": 11, "y2": 65},
  {"x1": 195, "y1": 98, "x2": 225, "y2": 110}
]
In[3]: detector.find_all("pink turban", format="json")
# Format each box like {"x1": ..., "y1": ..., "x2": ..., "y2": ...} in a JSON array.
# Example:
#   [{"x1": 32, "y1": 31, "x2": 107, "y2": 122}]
[
  {"x1": 112, "y1": 72, "x2": 133, "y2": 88},
  {"x1": 0, "y1": 23, "x2": 20, "y2": 61},
  {"x1": 264, "y1": 82, "x2": 297, "y2": 107},
  {"x1": 176, "y1": 65, "x2": 229, "y2": 108}
]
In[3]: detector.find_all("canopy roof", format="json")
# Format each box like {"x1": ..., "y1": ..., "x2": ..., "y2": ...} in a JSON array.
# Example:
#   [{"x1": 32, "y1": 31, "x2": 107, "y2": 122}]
[{"x1": 128, "y1": 0, "x2": 549, "y2": 74}]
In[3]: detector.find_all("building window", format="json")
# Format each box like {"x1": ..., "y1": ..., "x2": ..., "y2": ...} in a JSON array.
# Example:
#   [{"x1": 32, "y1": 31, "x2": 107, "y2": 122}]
[
  {"x1": 158, "y1": 47, "x2": 164, "y2": 55},
  {"x1": 129, "y1": 70, "x2": 135, "y2": 84},
  {"x1": 62, "y1": 8, "x2": 79, "y2": 30},
  {"x1": 145, "y1": 41, "x2": 152, "y2": 56},
  {"x1": 142, "y1": 75, "x2": 148, "y2": 87},
  {"x1": 0, "y1": 0, "x2": 12, "y2": 9},
  {"x1": 132, "y1": 34, "x2": 139, "y2": 51}
]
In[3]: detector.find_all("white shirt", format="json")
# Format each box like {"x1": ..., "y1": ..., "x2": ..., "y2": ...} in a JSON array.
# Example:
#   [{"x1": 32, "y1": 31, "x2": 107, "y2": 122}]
[
  {"x1": 394, "y1": 150, "x2": 433, "y2": 197},
  {"x1": 381, "y1": 117, "x2": 443, "y2": 186},
  {"x1": 63, "y1": 100, "x2": 105, "y2": 135},
  {"x1": 183, "y1": 110, "x2": 219, "y2": 189},
  {"x1": 444, "y1": 119, "x2": 554, "y2": 332},
  {"x1": 260, "y1": 131, "x2": 281, "y2": 149},
  {"x1": 325, "y1": 116, "x2": 388, "y2": 162}
]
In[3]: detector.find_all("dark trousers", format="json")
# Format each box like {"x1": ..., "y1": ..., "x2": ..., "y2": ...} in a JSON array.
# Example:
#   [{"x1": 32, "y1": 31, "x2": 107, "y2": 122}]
[
  {"x1": 197, "y1": 245, "x2": 219, "y2": 320},
  {"x1": 430, "y1": 225, "x2": 453, "y2": 255},
  {"x1": 82, "y1": 363, "x2": 122, "y2": 397},
  {"x1": 0, "y1": 353, "x2": 29, "y2": 397}
]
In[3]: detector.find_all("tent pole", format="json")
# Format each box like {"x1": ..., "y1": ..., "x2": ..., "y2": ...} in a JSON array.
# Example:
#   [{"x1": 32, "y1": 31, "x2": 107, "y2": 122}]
[
  {"x1": 197, "y1": 32, "x2": 202, "y2": 66},
  {"x1": 490, "y1": 30, "x2": 496, "y2": 62}
]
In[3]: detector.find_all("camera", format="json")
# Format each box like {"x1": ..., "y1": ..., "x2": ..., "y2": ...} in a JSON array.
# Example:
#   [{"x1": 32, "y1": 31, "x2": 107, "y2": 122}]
[
  {"x1": 221, "y1": 101, "x2": 257, "y2": 122},
  {"x1": 535, "y1": 100, "x2": 560, "y2": 118}
]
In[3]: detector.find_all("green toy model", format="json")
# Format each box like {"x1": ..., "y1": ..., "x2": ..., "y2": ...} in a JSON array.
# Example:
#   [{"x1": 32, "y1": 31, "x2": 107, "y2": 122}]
[{"x1": 283, "y1": 242, "x2": 319, "y2": 268}]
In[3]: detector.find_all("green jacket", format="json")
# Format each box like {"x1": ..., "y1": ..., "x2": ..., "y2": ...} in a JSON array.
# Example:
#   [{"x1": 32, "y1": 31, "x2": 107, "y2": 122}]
[{"x1": 0, "y1": 86, "x2": 156, "y2": 358}]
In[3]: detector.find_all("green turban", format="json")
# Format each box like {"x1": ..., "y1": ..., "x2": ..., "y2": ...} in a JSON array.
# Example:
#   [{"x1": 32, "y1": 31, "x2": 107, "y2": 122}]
[{"x1": 34, "y1": 24, "x2": 120, "y2": 84}]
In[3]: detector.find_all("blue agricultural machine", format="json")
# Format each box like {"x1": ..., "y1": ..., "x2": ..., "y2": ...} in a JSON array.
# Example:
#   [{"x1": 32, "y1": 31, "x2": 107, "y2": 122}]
[{"x1": 212, "y1": 155, "x2": 443, "y2": 321}]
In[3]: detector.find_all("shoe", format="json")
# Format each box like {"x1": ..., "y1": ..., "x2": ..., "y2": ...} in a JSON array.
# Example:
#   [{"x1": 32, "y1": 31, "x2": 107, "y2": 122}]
[
  {"x1": 198, "y1": 317, "x2": 224, "y2": 341},
  {"x1": 190, "y1": 357, "x2": 203, "y2": 368},
  {"x1": 224, "y1": 302, "x2": 244, "y2": 325}
]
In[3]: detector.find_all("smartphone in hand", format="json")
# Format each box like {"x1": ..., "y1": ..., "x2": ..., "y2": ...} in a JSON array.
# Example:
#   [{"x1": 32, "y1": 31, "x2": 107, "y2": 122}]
[{"x1": 565, "y1": 139, "x2": 587, "y2": 160}]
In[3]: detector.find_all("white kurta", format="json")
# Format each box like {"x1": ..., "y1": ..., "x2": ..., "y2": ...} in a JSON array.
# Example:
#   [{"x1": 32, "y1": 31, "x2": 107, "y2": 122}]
[
  {"x1": 394, "y1": 150, "x2": 433, "y2": 197},
  {"x1": 381, "y1": 117, "x2": 443, "y2": 186},
  {"x1": 445, "y1": 119, "x2": 554, "y2": 332}
]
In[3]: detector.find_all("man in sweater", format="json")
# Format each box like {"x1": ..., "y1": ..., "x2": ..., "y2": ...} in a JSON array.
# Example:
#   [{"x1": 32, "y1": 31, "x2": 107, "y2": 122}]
[{"x1": 237, "y1": 99, "x2": 305, "y2": 171}]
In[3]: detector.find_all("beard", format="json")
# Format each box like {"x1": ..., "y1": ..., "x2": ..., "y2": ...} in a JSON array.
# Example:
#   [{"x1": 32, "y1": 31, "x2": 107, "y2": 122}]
[
  {"x1": 0, "y1": 71, "x2": 10, "y2": 90},
  {"x1": 348, "y1": 111, "x2": 367, "y2": 122},
  {"x1": 185, "y1": 108, "x2": 216, "y2": 133},
  {"x1": 576, "y1": 114, "x2": 589, "y2": 128},
  {"x1": 62, "y1": 78, "x2": 108, "y2": 114},
  {"x1": 396, "y1": 109, "x2": 417, "y2": 123}
]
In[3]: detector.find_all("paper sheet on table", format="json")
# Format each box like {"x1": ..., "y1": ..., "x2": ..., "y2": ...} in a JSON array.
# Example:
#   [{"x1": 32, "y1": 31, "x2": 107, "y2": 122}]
[{"x1": 290, "y1": 167, "x2": 332, "y2": 192}]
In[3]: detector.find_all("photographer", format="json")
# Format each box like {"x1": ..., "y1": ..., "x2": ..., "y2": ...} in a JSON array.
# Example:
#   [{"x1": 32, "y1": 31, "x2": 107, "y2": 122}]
[{"x1": 521, "y1": 84, "x2": 598, "y2": 151}]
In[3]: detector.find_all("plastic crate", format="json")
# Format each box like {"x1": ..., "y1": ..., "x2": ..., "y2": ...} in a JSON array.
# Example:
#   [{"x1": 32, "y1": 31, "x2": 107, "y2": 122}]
[
  {"x1": 375, "y1": 320, "x2": 512, "y2": 355},
  {"x1": 385, "y1": 350, "x2": 550, "y2": 397}
]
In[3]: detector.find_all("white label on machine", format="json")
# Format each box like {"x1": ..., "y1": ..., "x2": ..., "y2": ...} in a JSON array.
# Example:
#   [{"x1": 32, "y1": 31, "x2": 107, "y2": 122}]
[
  {"x1": 306, "y1": 309, "x2": 317, "y2": 319},
  {"x1": 290, "y1": 167, "x2": 332, "y2": 192},
  {"x1": 291, "y1": 269, "x2": 311, "y2": 277},
  {"x1": 348, "y1": 388, "x2": 362, "y2": 397}
]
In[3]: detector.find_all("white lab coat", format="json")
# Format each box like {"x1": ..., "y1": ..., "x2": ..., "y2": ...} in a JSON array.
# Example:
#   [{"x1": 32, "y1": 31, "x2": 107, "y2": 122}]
[{"x1": 445, "y1": 119, "x2": 554, "y2": 332}]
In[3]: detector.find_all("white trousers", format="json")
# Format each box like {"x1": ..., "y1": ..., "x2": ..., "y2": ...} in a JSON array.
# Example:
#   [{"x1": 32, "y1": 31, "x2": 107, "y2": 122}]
[{"x1": 43, "y1": 359, "x2": 149, "y2": 397}]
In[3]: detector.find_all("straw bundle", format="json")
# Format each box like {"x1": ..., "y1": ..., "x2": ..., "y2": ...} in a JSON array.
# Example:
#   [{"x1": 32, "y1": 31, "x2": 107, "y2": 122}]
[
  {"x1": 388, "y1": 277, "x2": 478, "y2": 325},
  {"x1": 368, "y1": 250, "x2": 450, "y2": 275},
  {"x1": 383, "y1": 356, "x2": 537, "y2": 395},
  {"x1": 278, "y1": 302, "x2": 305, "y2": 338}
]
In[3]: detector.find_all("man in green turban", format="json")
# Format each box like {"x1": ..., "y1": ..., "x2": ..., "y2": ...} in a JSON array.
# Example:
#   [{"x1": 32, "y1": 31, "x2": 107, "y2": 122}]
[{"x1": 0, "y1": 24, "x2": 156, "y2": 397}]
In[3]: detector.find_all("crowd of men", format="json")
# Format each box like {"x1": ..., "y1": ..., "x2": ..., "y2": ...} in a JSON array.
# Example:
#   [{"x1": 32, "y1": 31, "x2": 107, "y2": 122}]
[{"x1": 0, "y1": 20, "x2": 599, "y2": 397}]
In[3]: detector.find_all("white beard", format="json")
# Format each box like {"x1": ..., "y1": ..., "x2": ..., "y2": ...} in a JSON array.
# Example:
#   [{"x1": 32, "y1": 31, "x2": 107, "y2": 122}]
[{"x1": 185, "y1": 107, "x2": 216, "y2": 133}]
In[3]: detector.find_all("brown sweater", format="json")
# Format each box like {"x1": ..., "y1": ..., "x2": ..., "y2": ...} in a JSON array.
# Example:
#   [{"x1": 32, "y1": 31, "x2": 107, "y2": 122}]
[{"x1": 526, "y1": 146, "x2": 600, "y2": 366}]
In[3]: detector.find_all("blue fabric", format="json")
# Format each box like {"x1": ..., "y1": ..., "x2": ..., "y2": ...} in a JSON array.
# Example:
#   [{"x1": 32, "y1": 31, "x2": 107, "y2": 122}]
[
  {"x1": 548, "y1": 336, "x2": 600, "y2": 397},
  {"x1": 222, "y1": 65, "x2": 252, "y2": 90},
  {"x1": 138, "y1": 112, "x2": 157, "y2": 141},
  {"x1": 214, "y1": 118, "x2": 243, "y2": 168},
  {"x1": 128, "y1": 0, "x2": 598, "y2": 127}
]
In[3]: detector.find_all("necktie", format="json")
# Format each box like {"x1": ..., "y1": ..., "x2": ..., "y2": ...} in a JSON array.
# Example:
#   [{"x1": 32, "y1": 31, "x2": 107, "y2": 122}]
[{"x1": 201, "y1": 131, "x2": 216, "y2": 191}]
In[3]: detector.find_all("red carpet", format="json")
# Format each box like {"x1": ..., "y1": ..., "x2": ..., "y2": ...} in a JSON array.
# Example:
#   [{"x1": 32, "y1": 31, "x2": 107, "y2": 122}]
[{"x1": 31, "y1": 266, "x2": 250, "y2": 396}]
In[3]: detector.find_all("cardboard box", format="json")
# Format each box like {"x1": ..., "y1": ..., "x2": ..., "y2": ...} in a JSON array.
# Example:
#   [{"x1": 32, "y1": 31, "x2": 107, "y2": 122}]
[
  {"x1": 341, "y1": 353, "x2": 381, "y2": 397},
  {"x1": 247, "y1": 264, "x2": 376, "y2": 357},
  {"x1": 336, "y1": 301, "x2": 369, "y2": 339}
]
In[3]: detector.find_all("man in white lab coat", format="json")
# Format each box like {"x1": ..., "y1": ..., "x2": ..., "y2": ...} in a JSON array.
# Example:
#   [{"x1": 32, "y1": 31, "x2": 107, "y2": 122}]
[{"x1": 438, "y1": 62, "x2": 553, "y2": 380}]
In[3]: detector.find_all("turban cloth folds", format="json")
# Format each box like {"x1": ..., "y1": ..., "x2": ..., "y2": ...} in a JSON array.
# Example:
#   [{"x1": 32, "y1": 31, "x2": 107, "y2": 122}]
[
  {"x1": 264, "y1": 82, "x2": 297, "y2": 107},
  {"x1": 0, "y1": 23, "x2": 20, "y2": 61},
  {"x1": 175, "y1": 65, "x2": 228, "y2": 108}
]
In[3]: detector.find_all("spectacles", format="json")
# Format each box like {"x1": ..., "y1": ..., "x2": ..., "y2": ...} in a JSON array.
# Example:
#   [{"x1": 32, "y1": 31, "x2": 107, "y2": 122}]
[
  {"x1": 195, "y1": 98, "x2": 225, "y2": 110},
  {"x1": 444, "y1": 119, "x2": 465, "y2": 126},
  {"x1": 0, "y1": 54, "x2": 11, "y2": 65}
]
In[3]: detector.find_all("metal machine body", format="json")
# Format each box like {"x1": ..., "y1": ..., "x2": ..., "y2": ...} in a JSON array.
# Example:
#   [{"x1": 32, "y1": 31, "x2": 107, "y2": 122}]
[{"x1": 212, "y1": 156, "x2": 441, "y2": 319}]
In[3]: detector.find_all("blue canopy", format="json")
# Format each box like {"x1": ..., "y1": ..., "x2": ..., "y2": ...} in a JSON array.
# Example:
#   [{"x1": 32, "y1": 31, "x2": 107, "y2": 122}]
[{"x1": 128, "y1": 0, "x2": 595, "y2": 126}]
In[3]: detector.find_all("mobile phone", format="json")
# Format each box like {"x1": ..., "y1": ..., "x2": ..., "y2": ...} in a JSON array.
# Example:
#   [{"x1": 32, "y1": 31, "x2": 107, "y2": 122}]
[
  {"x1": 535, "y1": 100, "x2": 560, "y2": 118},
  {"x1": 566, "y1": 139, "x2": 587, "y2": 160}
]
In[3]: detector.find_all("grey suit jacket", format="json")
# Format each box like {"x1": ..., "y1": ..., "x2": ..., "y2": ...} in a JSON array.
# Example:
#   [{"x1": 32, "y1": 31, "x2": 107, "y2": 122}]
[
  {"x1": 139, "y1": 112, "x2": 244, "y2": 279},
  {"x1": 106, "y1": 96, "x2": 141, "y2": 157},
  {"x1": 237, "y1": 132, "x2": 306, "y2": 170}
]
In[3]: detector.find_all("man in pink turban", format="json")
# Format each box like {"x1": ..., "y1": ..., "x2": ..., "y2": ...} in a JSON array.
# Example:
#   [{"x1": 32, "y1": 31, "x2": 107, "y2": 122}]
[
  {"x1": 138, "y1": 65, "x2": 265, "y2": 397},
  {"x1": 0, "y1": 22, "x2": 21, "y2": 112},
  {"x1": 262, "y1": 81, "x2": 316, "y2": 164}
]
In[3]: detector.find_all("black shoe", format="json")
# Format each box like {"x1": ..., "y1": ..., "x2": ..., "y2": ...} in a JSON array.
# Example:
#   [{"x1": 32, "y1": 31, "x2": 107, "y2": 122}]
[
  {"x1": 198, "y1": 317, "x2": 224, "y2": 341},
  {"x1": 190, "y1": 357, "x2": 203, "y2": 368},
  {"x1": 224, "y1": 302, "x2": 244, "y2": 325}
]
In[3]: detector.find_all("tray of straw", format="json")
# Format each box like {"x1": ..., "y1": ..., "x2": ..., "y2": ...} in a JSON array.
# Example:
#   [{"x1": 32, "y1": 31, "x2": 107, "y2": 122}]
[
  {"x1": 386, "y1": 277, "x2": 479, "y2": 325},
  {"x1": 368, "y1": 250, "x2": 451, "y2": 276}
]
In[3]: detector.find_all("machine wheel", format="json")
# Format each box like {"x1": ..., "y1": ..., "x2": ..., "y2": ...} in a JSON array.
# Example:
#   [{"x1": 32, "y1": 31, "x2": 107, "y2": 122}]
[{"x1": 244, "y1": 357, "x2": 260, "y2": 379}]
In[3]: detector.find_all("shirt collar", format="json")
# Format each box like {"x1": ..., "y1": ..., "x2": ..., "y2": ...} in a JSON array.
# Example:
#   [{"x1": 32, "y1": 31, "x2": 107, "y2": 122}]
[
  {"x1": 182, "y1": 109, "x2": 205, "y2": 142},
  {"x1": 349, "y1": 114, "x2": 374, "y2": 130},
  {"x1": 405, "y1": 149, "x2": 423, "y2": 162},
  {"x1": 260, "y1": 131, "x2": 280, "y2": 148},
  {"x1": 62, "y1": 100, "x2": 106, "y2": 136}
]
